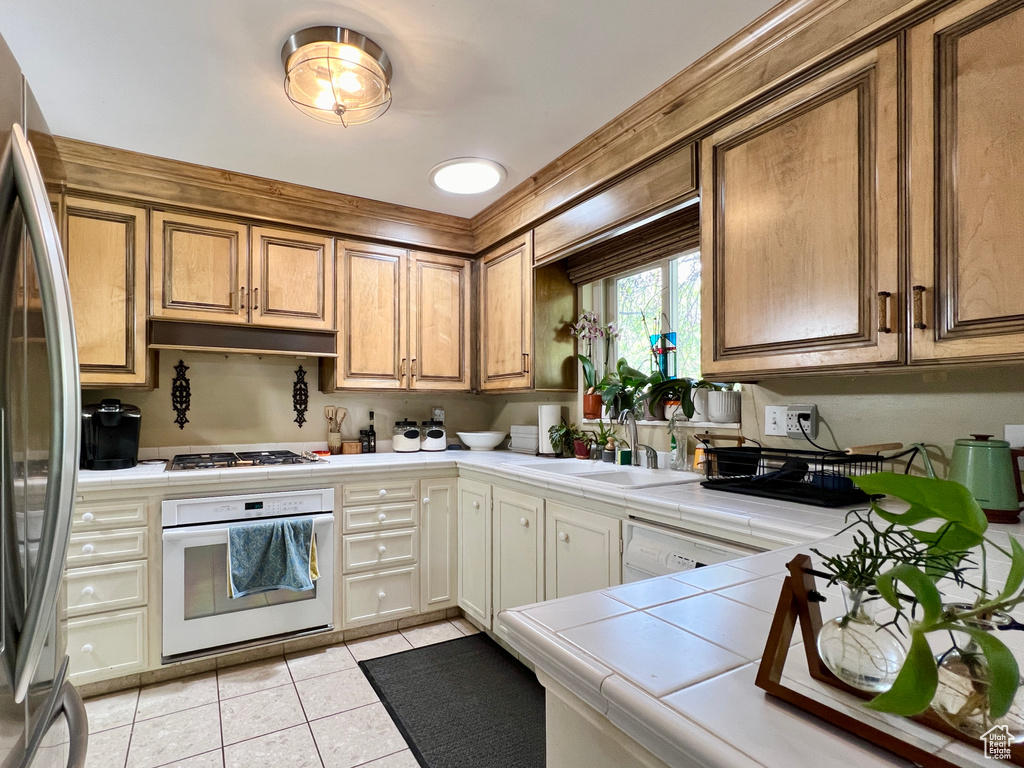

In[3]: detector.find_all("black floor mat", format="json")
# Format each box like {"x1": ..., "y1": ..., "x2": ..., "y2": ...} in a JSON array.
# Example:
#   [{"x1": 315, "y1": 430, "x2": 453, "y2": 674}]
[{"x1": 358, "y1": 633, "x2": 545, "y2": 768}]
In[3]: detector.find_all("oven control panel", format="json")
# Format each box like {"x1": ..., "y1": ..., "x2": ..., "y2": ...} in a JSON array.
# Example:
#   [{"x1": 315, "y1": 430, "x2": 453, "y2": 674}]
[{"x1": 162, "y1": 488, "x2": 334, "y2": 527}]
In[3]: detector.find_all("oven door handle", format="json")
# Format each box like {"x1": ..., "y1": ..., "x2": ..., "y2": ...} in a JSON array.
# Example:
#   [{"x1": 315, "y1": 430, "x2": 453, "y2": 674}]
[{"x1": 162, "y1": 513, "x2": 335, "y2": 542}]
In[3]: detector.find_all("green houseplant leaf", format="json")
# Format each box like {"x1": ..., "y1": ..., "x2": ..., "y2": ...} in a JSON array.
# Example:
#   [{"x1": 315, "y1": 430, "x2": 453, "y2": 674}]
[
  {"x1": 864, "y1": 630, "x2": 938, "y2": 716},
  {"x1": 954, "y1": 626, "x2": 1022, "y2": 719},
  {"x1": 874, "y1": 562, "x2": 943, "y2": 622},
  {"x1": 577, "y1": 354, "x2": 596, "y2": 391}
]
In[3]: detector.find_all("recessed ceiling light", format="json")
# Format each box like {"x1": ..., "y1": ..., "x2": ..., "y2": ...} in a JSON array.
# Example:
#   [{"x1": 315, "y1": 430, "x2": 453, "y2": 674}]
[{"x1": 429, "y1": 158, "x2": 506, "y2": 195}]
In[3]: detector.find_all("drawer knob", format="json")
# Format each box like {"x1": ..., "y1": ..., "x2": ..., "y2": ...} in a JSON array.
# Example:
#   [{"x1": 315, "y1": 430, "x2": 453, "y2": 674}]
[
  {"x1": 379, "y1": 489, "x2": 387, "y2": 497},
  {"x1": 422, "y1": 497, "x2": 430, "y2": 505},
  {"x1": 558, "y1": 531, "x2": 569, "y2": 543},
  {"x1": 81, "y1": 512, "x2": 94, "y2": 522},
  {"x1": 378, "y1": 592, "x2": 386, "y2": 601},
  {"x1": 472, "y1": 501, "x2": 480, "y2": 509},
  {"x1": 378, "y1": 513, "x2": 387, "y2": 522},
  {"x1": 81, "y1": 544, "x2": 95, "y2": 554},
  {"x1": 378, "y1": 545, "x2": 387, "y2": 554},
  {"x1": 81, "y1": 586, "x2": 94, "y2": 597},
  {"x1": 81, "y1": 644, "x2": 93, "y2": 654},
  {"x1": 520, "y1": 517, "x2": 529, "y2": 527}
]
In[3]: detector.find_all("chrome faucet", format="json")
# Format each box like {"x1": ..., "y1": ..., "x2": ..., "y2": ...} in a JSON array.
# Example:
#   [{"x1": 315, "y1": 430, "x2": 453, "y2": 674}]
[
  {"x1": 618, "y1": 411, "x2": 642, "y2": 467},
  {"x1": 617, "y1": 411, "x2": 658, "y2": 468}
]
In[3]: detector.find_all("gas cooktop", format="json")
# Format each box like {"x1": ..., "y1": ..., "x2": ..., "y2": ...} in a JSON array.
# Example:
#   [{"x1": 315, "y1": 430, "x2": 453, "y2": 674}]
[{"x1": 167, "y1": 450, "x2": 323, "y2": 471}]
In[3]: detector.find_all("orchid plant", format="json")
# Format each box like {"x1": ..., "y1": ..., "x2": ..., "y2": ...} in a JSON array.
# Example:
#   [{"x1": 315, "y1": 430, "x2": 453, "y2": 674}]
[{"x1": 570, "y1": 310, "x2": 619, "y2": 377}]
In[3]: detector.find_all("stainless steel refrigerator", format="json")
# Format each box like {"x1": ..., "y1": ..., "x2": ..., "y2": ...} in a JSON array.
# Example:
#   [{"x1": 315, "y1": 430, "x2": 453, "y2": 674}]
[{"x1": 0, "y1": 31, "x2": 87, "y2": 768}]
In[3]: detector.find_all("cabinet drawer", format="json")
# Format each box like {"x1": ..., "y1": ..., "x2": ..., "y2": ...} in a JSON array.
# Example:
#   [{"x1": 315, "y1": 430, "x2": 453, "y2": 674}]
[
  {"x1": 67, "y1": 608, "x2": 147, "y2": 683},
  {"x1": 343, "y1": 480, "x2": 418, "y2": 506},
  {"x1": 343, "y1": 502, "x2": 417, "y2": 534},
  {"x1": 66, "y1": 562, "x2": 147, "y2": 618},
  {"x1": 343, "y1": 567, "x2": 418, "y2": 627},
  {"x1": 67, "y1": 528, "x2": 147, "y2": 568},
  {"x1": 343, "y1": 529, "x2": 417, "y2": 573},
  {"x1": 73, "y1": 499, "x2": 147, "y2": 531}
]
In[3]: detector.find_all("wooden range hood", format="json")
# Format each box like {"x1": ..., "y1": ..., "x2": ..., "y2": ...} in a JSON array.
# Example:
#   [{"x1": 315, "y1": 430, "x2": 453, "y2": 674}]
[{"x1": 148, "y1": 319, "x2": 337, "y2": 358}]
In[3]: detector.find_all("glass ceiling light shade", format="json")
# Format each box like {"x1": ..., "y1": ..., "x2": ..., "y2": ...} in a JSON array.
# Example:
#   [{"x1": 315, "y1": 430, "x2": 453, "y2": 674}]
[
  {"x1": 281, "y1": 26, "x2": 393, "y2": 127},
  {"x1": 429, "y1": 158, "x2": 507, "y2": 194}
]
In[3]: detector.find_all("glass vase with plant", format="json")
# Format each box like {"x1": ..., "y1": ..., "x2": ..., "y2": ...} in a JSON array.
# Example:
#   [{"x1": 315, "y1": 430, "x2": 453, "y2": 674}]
[{"x1": 813, "y1": 473, "x2": 1024, "y2": 742}]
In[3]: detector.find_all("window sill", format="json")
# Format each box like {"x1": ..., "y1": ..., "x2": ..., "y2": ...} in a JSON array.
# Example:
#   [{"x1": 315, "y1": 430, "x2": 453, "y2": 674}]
[{"x1": 581, "y1": 419, "x2": 741, "y2": 429}]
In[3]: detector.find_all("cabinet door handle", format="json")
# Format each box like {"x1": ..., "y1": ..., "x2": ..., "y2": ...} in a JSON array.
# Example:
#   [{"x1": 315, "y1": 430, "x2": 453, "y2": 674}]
[
  {"x1": 522, "y1": 353, "x2": 530, "y2": 373},
  {"x1": 80, "y1": 544, "x2": 94, "y2": 555},
  {"x1": 379, "y1": 489, "x2": 387, "y2": 497},
  {"x1": 472, "y1": 501, "x2": 480, "y2": 509},
  {"x1": 400, "y1": 358, "x2": 407, "y2": 380},
  {"x1": 378, "y1": 545, "x2": 387, "y2": 555},
  {"x1": 81, "y1": 512, "x2": 94, "y2": 522},
  {"x1": 81, "y1": 587, "x2": 94, "y2": 597},
  {"x1": 252, "y1": 287, "x2": 259, "y2": 311},
  {"x1": 558, "y1": 531, "x2": 569, "y2": 543},
  {"x1": 378, "y1": 513, "x2": 387, "y2": 522},
  {"x1": 80, "y1": 644, "x2": 93, "y2": 654},
  {"x1": 422, "y1": 497, "x2": 430, "y2": 505},
  {"x1": 378, "y1": 592, "x2": 387, "y2": 601},
  {"x1": 239, "y1": 286, "x2": 246, "y2": 310},
  {"x1": 411, "y1": 359, "x2": 417, "y2": 378},
  {"x1": 912, "y1": 285, "x2": 927, "y2": 330},
  {"x1": 877, "y1": 291, "x2": 891, "y2": 334},
  {"x1": 520, "y1": 517, "x2": 529, "y2": 527}
]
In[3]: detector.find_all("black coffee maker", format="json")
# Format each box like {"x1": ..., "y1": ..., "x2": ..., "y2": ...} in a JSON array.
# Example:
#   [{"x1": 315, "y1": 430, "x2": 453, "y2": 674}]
[{"x1": 80, "y1": 399, "x2": 142, "y2": 470}]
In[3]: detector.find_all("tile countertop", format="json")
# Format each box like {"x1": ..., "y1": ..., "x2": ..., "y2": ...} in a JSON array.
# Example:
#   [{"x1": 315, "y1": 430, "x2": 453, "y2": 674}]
[
  {"x1": 76, "y1": 450, "x2": 861, "y2": 549},
  {"x1": 498, "y1": 524, "x2": 1024, "y2": 768}
]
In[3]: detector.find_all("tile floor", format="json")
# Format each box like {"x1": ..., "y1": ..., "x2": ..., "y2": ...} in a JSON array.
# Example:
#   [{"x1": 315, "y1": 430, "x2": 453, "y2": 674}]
[{"x1": 83, "y1": 618, "x2": 480, "y2": 768}]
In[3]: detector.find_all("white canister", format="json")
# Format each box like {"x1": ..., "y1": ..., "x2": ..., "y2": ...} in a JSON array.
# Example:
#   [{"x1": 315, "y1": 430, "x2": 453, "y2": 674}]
[
  {"x1": 420, "y1": 420, "x2": 447, "y2": 451},
  {"x1": 392, "y1": 419, "x2": 421, "y2": 452},
  {"x1": 708, "y1": 390, "x2": 741, "y2": 423}
]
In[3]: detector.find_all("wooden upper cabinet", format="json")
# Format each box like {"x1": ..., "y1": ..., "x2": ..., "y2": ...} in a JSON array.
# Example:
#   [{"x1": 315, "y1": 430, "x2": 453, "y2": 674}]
[
  {"x1": 909, "y1": 0, "x2": 1024, "y2": 363},
  {"x1": 65, "y1": 197, "x2": 150, "y2": 386},
  {"x1": 700, "y1": 40, "x2": 902, "y2": 378},
  {"x1": 479, "y1": 234, "x2": 533, "y2": 390},
  {"x1": 250, "y1": 226, "x2": 334, "y2": 330},
  {"x1": 409, "y1": 252, "x2": 471, "y2": 390},
  {"x1": 151, "y1": 211, "x2": 247, "y2": 323},
  {"x1": 336, "y1": 241, "x2": 407, "y2": 389}
]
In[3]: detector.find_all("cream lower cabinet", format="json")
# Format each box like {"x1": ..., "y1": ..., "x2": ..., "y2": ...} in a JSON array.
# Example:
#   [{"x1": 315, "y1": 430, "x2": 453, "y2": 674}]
[
  {"x1": 65, "y1": 497, "x2": 149, "y2": 685},
  {"x1": 545, "y1": 502, "x2": 621, "y2": 600},
  {"x1": 420, "y1": 477, "x2": 458, "y2": 611},
  {"x1": 492, "y1": 487, "x2": 544, "y2": 616},
  {"x1": 457, "y1": 479, "x2": 492, "y2": 628},
  {"x1": 341, "y1": 479, "x2": 420, "y2": 627}
]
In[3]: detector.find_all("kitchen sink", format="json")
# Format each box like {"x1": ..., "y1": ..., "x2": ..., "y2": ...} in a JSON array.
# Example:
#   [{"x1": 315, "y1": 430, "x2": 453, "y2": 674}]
[
  {"x1": 573, "y1": 468, "x2": 704, "y2": 489},
  {"x1": 504, "y1": 459, "x2": 616, "y2": 475}
]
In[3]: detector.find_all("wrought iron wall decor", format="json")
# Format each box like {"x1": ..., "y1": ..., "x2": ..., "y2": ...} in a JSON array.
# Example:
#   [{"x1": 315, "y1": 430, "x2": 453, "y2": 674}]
[
  {"x1": 293, "y1": 366, "x2": 309, "y2": 427},
  {"x1": 171, "y1": 360, "x2": 191, "y2": 429}
]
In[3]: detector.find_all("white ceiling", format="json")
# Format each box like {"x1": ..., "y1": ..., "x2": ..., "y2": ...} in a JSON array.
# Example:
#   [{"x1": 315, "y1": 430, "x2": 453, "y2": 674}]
[{"x1": 0, "y1": 0, "x2": 777, "y2": 218}]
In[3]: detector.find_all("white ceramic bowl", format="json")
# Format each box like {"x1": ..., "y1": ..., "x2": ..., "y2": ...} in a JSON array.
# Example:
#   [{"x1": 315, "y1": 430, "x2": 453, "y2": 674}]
[{"x1": 457, "y1": 431, "x2": 507, "y2": 451}]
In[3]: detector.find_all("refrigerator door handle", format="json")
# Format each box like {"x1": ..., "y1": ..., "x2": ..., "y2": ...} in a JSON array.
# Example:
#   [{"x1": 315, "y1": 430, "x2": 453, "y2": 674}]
[
  {"x1": 57, "y1": 679, "x2": 88, "y2": 768},
  {"x1": 4, "y1": 125, "x2": 80, "y2": 704}
]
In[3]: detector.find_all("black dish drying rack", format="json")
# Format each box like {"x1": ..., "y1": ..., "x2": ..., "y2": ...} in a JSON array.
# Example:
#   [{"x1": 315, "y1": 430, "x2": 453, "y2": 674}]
[{"x1": 699, "y1": 445, "x2": 906, "y2": 508}]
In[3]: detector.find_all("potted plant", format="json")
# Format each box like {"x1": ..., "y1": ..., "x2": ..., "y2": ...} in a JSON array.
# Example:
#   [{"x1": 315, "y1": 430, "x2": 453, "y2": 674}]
[
  {"x1": 599, "y1": 358, "x2": 650, "y2": 419},
  {"x1": 578, "y1": 354, "x2": 603, "y2": 420},
  {"x1": 548, "y1": 419, "x2": 583, "y2": 459},
  {"x1": 646, "y1": 377, "x2": 697, "y2": 421},
  {"x1": 592, "y1": 420, "x2": 618, "y2": 463},
  {"x1": 572, "y1": 430, "x2": 594, "y2": 460},
  {"x1": 810, "y1": 472, "x2": 1024, "y2": 740}
]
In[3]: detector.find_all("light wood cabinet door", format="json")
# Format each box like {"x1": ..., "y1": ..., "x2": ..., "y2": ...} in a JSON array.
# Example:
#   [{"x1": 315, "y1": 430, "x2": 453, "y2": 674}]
[
  {"x1": 700, "y1": 40, "x2": 901, "y2": 377},
  {"x1": 420, "y1": 477, "x2": 458, "y2": 611},
  {"x1": 457, "y1": 479, "x2": 492, "y2": 629},
  {"x1": 545, "y1": 502, "x2": 620, "y2": 601},
  {"x1": 479, "y1": 234, "x2": 533, "y2": 390},
  {"x1": 66, "y1": 198, "x2": 149, "y2": 386},
  {"x1": 409, "y1": 252, "x2": 470, "y2": 390},
  {"x1": 151, "y1": 211, "x2": 248, "y2": 323},
  {"x1": 336, "y1": 241, "x2": 407, "y2": 389},
  {"x1": 909, "y1": 0, "x2": 1024, "y2": 363},
  {"x1": 492, "y1": 487, "x2": 544, "y2": 616},
  {"x1": 250, "y1": 226, "x2": 334, "y2": 330}
]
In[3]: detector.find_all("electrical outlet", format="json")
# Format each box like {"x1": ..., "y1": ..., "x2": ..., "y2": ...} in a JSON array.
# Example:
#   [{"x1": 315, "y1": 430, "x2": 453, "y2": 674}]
[
  {"x1": 786, "y1": 405, "x2": 818, "y2": 439},
  {"x1": 765, "y1": 406, "x2": 788, "y2": 436}
]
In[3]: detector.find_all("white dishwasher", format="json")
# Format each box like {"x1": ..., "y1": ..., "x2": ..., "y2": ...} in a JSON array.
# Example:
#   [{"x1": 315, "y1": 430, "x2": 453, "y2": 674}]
[{"x1": 623, "y1": 517, "x2": 763, "y2": 582}]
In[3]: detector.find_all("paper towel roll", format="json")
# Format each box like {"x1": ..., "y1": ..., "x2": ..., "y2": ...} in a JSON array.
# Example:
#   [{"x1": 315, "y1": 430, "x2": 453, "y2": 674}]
[{"x1": 538, "y1": 404, "x2": 567, "y2": 455}]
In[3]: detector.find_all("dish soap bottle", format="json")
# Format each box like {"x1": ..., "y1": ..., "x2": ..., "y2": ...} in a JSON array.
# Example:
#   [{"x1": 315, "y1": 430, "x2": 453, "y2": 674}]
[{"x1": 367, "y1": 411, "x2": 376, "y2": 453}]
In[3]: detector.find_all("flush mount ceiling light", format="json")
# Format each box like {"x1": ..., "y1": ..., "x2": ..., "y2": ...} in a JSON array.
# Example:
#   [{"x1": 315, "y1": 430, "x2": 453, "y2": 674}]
[
  {"x1": 428, "y1": 158, "x2": 507, "y2": 195},
  {"x1": 281, "y1": 26, "x2": 393, "y2": 127}
]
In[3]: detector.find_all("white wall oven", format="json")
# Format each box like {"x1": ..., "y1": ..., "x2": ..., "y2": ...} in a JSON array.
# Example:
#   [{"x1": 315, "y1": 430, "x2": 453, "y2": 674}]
[{"x1": 162, "y1": 488, "x2": 335, "y2": 660}]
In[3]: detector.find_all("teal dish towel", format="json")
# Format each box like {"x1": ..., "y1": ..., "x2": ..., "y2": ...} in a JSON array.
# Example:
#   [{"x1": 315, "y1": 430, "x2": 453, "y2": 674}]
[{"x1": 227, "y1": 518, "x2": 316, "y2": 598}]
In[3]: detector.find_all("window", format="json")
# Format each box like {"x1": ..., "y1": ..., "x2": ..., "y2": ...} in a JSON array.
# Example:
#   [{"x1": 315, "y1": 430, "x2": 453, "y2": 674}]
[{"x1": 604, "y1": 249, "x2": 701, "y2": 379}]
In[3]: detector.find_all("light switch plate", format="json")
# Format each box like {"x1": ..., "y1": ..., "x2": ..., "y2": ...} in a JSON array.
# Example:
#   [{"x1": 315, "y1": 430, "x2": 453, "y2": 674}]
[
  {"x1": 1005, "y1": 425, "x2": 1024, "y2": 447},
  {"x1": 765, "y1": 406, "x2": 788, "y2": 436}
]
